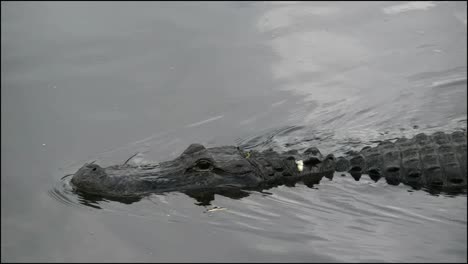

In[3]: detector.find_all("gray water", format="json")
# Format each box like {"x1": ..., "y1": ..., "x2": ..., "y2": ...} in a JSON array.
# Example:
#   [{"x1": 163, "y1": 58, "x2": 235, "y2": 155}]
[{"x1": 1, "y1": 1, "x2": 467, "y2": 262}]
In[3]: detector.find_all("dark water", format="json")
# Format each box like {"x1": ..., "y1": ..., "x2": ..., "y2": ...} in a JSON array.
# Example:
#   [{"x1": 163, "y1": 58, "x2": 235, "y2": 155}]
[{"x1": 2, "y1": 1, "x2": 467, "y2": 262}]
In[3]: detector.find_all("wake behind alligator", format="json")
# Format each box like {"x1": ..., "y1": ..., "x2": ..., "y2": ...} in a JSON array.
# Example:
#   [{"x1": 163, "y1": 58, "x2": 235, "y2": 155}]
[{"x1": 70, "y1": 131, "x2": 467, "y2": 205}]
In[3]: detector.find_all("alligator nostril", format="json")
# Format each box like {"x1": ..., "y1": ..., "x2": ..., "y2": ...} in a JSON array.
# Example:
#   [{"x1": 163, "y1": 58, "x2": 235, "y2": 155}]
[{"x1": 92, "y1": 168, "x2": 97, "y2": 171}]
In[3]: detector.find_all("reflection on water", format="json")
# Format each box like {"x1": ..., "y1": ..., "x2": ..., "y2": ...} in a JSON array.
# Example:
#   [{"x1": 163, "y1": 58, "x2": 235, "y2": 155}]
[
  {"x1": 53, "y1": 127, "x2": 467, "y2": 208},
  {"x1": 3, "y1": 1, "x2": 466, "y2": 262},
  {"x1": 52, "y1": 161, "x2": 467, "y2": 262},
  {"x1": 50, "y1": 123, "x2": 467, "y2": 262},
  {"x1": 54, "y1": 123, "x2": 466, "y2": 208},
  {"x1": 258, "y1": 1, "x2": 467, "y2": 132}
]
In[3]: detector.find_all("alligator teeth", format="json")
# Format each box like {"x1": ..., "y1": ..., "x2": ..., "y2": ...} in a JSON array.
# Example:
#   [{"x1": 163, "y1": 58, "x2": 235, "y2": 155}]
[{"x1": 295, "y1": 160, "x2": 304, "y2": 172}]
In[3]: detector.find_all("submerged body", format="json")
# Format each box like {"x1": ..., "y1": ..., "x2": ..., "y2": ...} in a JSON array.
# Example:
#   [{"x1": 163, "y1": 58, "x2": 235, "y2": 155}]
[{"x1": 70, "y1": 131, "x2": 467, "y2": 203}]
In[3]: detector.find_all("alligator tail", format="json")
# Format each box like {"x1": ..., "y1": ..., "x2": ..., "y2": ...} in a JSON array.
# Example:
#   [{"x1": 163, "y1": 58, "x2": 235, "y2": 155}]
[{"x1": 335, "y1": 131, "x2": 467, "y2": 189}]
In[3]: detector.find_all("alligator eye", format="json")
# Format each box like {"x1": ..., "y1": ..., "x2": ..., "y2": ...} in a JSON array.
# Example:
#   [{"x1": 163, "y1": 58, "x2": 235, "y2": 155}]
[
  {"x1": 194, "y1": 160, "x2": 213, "y2": 171},
  {"x1": 92, "y1": 168, "x2": 97, "y2": 171}
]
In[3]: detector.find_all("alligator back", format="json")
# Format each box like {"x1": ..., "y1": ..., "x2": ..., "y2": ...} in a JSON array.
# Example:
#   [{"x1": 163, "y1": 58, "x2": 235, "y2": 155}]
[{"x1": 335, "y1": 131, "x2": 467, "y2": 190}]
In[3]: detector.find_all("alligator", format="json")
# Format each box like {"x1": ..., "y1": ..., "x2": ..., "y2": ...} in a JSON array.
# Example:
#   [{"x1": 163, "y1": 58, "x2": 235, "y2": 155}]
[
  {"x1": 70, "y1": 131, "x2": 467, "y2": 205},
  {"x1": 335, "y1": 131, "x2": 467, "y2": 189}
]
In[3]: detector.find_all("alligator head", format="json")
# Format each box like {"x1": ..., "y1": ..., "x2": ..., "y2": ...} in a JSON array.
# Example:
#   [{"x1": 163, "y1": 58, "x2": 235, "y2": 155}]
[
  {"x1": 71, "y1": 144, "x2": 263, "y2": 200},
  {"x1": 70, "y1": 143, "x2": 333, "y2": 205}
]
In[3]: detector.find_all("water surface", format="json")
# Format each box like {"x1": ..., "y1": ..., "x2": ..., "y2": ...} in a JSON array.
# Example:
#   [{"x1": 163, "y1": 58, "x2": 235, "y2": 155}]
[{"x1": 2, "y1": 1, "x2": 466, "y2": 262}]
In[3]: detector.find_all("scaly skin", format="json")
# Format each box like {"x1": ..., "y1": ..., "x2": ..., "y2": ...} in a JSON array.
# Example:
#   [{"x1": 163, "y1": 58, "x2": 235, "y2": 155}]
[
  {"x1": 70, "y1": 144, "x2": 335, "y2": 200},
  {"x1": 335, "y1": 131, "x2": 467, "y2": 190},
  {"x1": 70, "y1": 131, "x2": 466, "y2": 204}
]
